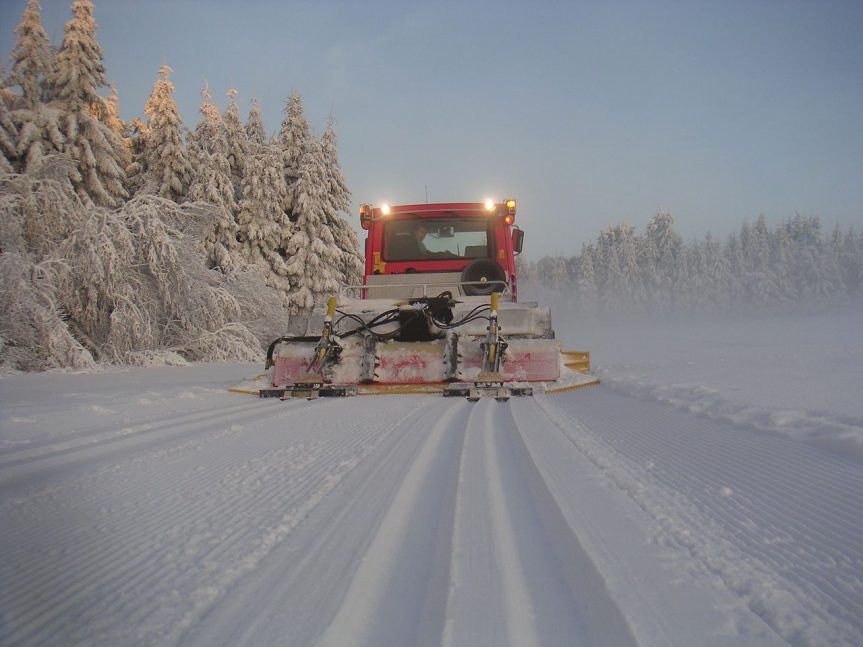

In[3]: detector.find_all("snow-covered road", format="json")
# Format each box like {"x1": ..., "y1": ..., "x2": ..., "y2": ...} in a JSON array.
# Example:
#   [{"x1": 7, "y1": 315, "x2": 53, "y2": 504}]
[{"x1": 2, "y1": 358, "x2": 861, "y2": 646}]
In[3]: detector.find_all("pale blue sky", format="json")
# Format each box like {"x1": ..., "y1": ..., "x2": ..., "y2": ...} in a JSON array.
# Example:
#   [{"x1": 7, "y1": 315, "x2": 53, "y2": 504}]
[{"x1": 3, "y1": 0, "x2": 862, "y2": 256}]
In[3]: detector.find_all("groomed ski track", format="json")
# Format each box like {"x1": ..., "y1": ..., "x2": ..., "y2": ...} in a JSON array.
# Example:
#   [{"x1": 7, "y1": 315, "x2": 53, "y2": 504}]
[{"x1": 1, "y1": 368, "x2": 861, "y2": 646}]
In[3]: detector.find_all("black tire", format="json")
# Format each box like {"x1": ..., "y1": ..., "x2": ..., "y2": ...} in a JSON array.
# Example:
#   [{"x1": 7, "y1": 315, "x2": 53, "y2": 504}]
[{"x1": 461, "y1": 259, "x2": 507, "y2": 296}]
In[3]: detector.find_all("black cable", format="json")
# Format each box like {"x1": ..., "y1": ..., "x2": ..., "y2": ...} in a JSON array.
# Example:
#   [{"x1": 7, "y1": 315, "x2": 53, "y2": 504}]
[
  {"x1": 331, "y1": 298, "x2": 492, "y2": 338},
  {"x1": 334, "y1": 308, "x2": 402, "y2": 340},
  {"x1": 434, "y1": 304, "x2": 491, "y2": 329}
]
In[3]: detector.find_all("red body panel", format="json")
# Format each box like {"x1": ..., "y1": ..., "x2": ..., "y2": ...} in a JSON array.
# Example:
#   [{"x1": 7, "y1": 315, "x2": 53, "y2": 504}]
[
  {"x1": 373, "y1": 341, "x2": 448, "y2": 384},
  {"x1": 457, "y1": 340, "x2": 561, "y2": 382}
]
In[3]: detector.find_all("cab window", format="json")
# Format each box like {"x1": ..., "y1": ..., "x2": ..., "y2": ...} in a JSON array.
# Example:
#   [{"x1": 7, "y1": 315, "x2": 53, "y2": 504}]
[{"x1": 383, "y1": 218, "x2": 491, "y2": 262}]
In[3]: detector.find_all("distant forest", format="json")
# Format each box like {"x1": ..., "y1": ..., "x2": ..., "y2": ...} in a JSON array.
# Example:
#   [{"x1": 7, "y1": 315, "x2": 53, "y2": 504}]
[{"x1": 521, "y1": 211, "x2": 862, "y2": 315}]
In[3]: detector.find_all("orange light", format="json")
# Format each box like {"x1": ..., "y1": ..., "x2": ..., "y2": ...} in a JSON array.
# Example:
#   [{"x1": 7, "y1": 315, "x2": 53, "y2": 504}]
[
  {"x1": 504, "y1": 215, "x2": 514, "y2": 225},
  {"x1": 505, "y1": 199, "x2": 516, "y2": 211}
]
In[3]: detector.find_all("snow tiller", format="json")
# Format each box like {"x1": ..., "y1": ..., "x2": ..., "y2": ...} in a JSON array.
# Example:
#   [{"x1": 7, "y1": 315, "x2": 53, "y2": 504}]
[{"x1": 260, "y1": 200, "x2": 594, "y2": 400}]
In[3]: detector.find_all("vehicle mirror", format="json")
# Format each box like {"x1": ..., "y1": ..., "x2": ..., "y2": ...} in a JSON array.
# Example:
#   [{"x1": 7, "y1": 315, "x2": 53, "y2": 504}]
[{"x1": 512, "y1": 228, "x2": 524, "y2": 254}]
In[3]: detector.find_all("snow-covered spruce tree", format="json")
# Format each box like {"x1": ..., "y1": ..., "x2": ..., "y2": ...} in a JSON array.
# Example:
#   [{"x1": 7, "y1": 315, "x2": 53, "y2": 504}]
[
  {"x1": 0, "y1": 91, "x2": 17, "y2": 172},
  {"x1": 0, "y1": 171, "x2": 77, "y2": 257},
  {"x1": 702, "y1": 232, "x2": 730, "y2": 311},
  {"x1": 593, "y1": 223, "x2": 643, "y2": 314},
  {"x1": 617, "y1": 223, "x2": 645, "y2": 310},
  {"x1": 264, "y1": 93, "x2": 354, "y2": 308},
  {"x1": 594, "y1": 226, "x2": 623, "y2": 312},
  {"x1": 321, "y1": 119, "x2": 350, "y2": 213},
  {"x1": 817, "y1": 219, "x2": 844, "y2": 301},
  {"x1": 3, "y1": 0, "x2": 65, "y2": 175},
  {"x1": 838, "y1": 226, "x2": 861, "y2": 299},
  {"x1": 742, "y1": 214, "x2": 776, "y2": 304},
  {"x1": 644, "y1": 210, "x2": 681, "y2": 309},
  {"x1": 576, "y1": 243, "x2": 598, "y2": 308},
  {"x1": 187, "y1": 85, "x2": 243, "y2": 274},
  {"x1": 0, "y1": 167, "x2": 277, "y2": 369},
  {"x1": 6, "y1": 0, "x2": 54, "y2": 108},
  {"x1": 91, "y1": 86, "x2": 130, "y2": 165},
  {"x1": 52, "y1": 194, "x2": 264, "y2": 364},
  {"x1": 236, "y1": 144, "x2": 292, "y2": 293},
  {"x1": 187, "y1": 82, "x2": 235, "y2": 212},
  {"x1": 770, "y1": 222, "x2": 796, "y2": 304},
  {"x1": 223, "y1": 88, "x2": 248, "y2": 201},
  {"x1": 320, "y1": 119, "x2": 362, "y2": 286},
  {"x1": 131, "y1": 65, "x2": 192, "y2": 201},
  {"x1": 537, "y1": 255, "x2": 570, "y2": 291},
  {"x1": 51, "y1": 0, "x2": 127, "y2": 206},
  {"x1": 281, "y1": 136, "x2": 342, "y2": 312},
  {"x1": 683, "y1": 237, "x2": 709, "y2": 311},
  {"x1": 723, "y1": 232, "x2": 745, "y2": 308},
  {"x1": 245, "y1": 97, "x2": 267, "y2": 147},
  {"x1": 11, "y1": 99, "x2": 65, "y2": 175},
  {"x1": 0, "y1": 251, "x2": 97, "y2": 371},
  {"x1": 536, "y1": 256, "x2": 555, "y2": 287},
  {"x1": 277, "y1": 91, "x2": 311, "y2": 221},
  {"x1": 785, "y1": 216, "x2": 821, "y2": 300},
  {"x1": 0, "y1": 174, "x2": 95, "y2": 370},
  {"x1": 514, "y1": 253, "x2": 531, "y2": 287}
]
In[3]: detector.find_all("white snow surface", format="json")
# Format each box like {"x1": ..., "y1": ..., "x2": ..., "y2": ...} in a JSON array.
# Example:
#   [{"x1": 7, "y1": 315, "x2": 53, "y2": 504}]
[{"x1": 1, "y1": 311, "x2": 862, "y2": 646}]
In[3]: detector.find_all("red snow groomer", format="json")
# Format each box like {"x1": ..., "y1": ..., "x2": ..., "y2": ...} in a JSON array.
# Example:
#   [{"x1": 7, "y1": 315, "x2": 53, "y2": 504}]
[{"x1": 263, "y1": 199, "x2": 589, "y2": 400}]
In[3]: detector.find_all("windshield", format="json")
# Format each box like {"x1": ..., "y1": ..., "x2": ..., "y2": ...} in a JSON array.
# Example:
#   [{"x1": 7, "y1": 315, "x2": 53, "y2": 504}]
[{"x1": 383, "y1": 218, "x2": 491, "y2": 262}]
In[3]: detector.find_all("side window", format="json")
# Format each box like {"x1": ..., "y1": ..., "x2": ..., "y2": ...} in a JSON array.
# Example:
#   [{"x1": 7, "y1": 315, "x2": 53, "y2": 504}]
[{"x1": 383, "y1": 221, "x2": 423, "y2": 261}]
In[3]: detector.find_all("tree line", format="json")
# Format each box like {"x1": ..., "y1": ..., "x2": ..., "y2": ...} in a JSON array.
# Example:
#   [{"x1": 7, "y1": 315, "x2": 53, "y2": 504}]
[
  {"x1": 0, "y1": 0, "x2": 362, "y2": 370},
  {"x1": 521, "y1": 211, "x2": 863, "y2": 315}
]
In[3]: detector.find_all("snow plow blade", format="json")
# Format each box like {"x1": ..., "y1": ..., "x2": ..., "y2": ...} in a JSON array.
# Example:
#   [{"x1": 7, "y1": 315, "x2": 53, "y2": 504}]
[{"x1": 262, "y1": 292, "x2": 593, "y2": 399}]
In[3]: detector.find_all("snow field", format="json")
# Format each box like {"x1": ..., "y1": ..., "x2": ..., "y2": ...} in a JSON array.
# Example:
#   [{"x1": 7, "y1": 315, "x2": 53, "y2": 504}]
[
  {"x1": 1, "y1": 380, "x2": 421, "y2": 645},
  {"x1": 540, "y1": 391, "x2": 863, "y2": 645},
  {"x1": 1, "y1": 352, "x2": 862, "y2": 646}
]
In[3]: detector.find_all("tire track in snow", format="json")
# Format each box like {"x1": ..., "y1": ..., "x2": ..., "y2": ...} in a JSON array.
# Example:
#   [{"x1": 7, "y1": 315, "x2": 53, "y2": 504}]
[
  {"x1": 182, "y1": 397, "x2": 464, "y2": 647},
  {"x1": 537, "y1": 388, "x2": 863, "y2": 646},
  {"x1": 443, "y1": 399, "x2": 637, "y2": 647},
  {"x1": 315, "y1": 398, "x2": 470, "y2": 647},
  {"x1": 467, "y1": 400, "x2": 541, "y2": 646}
]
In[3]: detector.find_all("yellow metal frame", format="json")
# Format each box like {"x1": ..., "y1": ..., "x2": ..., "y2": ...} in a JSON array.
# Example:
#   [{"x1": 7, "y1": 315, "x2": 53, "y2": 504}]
[{"x1": 561, "y1": 350, "x2": 591, "y2": 374}]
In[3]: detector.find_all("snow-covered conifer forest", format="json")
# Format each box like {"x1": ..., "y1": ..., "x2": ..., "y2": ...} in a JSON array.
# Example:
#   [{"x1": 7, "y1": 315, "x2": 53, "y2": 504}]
[
  {"x1": 523, "y1": 211, "x2": 862, "y2": 317},
  {"x1": 0, "y1": 0, "x2": 363, "y2": 371}
]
